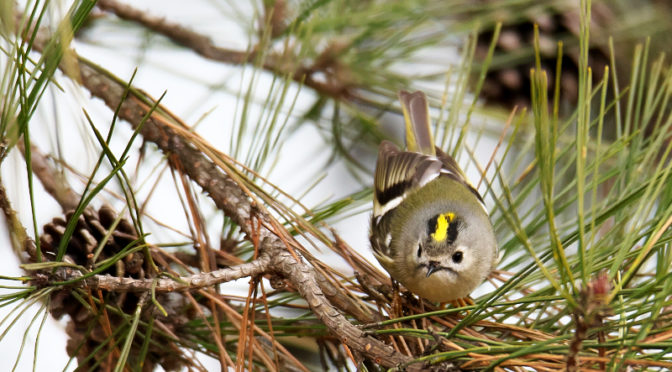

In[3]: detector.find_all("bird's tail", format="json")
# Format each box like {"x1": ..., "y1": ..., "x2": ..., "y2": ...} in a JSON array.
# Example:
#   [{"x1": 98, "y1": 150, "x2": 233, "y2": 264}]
[{"x1": 398, "y1": 90, "x2": 436, "y2": 156}]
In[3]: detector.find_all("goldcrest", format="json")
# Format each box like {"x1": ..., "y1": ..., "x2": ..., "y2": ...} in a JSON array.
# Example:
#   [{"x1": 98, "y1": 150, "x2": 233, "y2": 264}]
[{"x1": 370, "y1": 90, "x2": 497, "y2": 303}]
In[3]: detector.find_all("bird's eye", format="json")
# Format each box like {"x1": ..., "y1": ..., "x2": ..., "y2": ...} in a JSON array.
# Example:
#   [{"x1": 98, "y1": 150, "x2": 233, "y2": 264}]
[
  {"x1": 417, "y1": 245, "x2": 422, "y2": 258},
  {"x1": 452, "y1": 251, "x2": 463, "y2": 264}
]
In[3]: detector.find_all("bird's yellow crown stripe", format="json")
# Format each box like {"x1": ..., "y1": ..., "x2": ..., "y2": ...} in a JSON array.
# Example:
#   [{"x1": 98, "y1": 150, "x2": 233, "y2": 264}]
[{"x1": 431, "y1": 212, "x2": 455, "y2": 242}]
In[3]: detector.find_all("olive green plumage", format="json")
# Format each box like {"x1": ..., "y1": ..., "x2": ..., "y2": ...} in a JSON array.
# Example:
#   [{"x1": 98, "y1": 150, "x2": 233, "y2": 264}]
[{"x1": 370, "y1": 91, "x2": 498, "y2": 302}]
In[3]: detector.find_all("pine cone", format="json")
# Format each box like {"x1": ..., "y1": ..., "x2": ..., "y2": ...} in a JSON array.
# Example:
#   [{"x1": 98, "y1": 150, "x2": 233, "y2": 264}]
[{"x1": 32, "y1": 205, "x2": 185, "y2": 370}]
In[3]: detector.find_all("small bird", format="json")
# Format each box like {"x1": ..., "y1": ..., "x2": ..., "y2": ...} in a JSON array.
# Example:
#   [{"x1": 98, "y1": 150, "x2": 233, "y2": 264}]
[{"x1": 370, "y1": 90, "x2": 497, "y2": 303}]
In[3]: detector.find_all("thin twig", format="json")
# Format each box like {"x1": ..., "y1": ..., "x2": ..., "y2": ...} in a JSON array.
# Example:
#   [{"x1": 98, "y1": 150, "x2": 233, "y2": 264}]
[
  {"x1": 0, "y1": 174, "x2": 39, "y2": 261},
  {"x1": 74, "y1": 252, "x2": 271, "y2": 292},
  {"x1": 96, "y1": 0, "x2": 356, "y2": 99}
]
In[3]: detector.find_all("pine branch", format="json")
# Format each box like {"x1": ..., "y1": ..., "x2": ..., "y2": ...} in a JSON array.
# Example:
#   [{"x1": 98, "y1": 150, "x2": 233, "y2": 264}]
[{"x1": 20, "y1": 10, "x2": 414, "y2": 369}]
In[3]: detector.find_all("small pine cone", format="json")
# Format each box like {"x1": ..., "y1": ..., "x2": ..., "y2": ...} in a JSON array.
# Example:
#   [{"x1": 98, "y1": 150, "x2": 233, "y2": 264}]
[
  {"x1": 35, "y1": 205, "x2": 148, "y2": 324},
  {"x1": 33, "y1": 205, "x2": 179, "y2": 368}
]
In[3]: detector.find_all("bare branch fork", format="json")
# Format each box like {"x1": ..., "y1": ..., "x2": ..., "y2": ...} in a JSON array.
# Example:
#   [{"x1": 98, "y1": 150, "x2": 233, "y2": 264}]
[{"x1": 20, "y1": 10, "x2": 417, "y2": 370}]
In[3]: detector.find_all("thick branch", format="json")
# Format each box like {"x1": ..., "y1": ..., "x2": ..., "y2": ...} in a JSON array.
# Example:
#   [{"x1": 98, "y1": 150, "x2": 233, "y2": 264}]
[{"x1": 23, "y1": 12, "x2": 407, "y2": 368}]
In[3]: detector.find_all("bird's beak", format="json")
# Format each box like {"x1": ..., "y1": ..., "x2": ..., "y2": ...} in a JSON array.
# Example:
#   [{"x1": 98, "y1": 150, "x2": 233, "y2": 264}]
[{"x1": 426, "y1": 261, "x2": 440, "y2": 278}]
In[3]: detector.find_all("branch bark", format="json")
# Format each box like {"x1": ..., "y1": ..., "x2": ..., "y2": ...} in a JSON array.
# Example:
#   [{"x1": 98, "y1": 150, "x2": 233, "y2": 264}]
[{"x1": 84, "y1": 252, "x2": 271, "y2": 292}]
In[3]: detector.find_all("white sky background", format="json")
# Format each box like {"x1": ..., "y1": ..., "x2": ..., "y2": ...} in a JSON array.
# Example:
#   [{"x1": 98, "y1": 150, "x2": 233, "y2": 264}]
[{"x1": 0, "y1": 1, "x2": 504, "y2": 370}]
